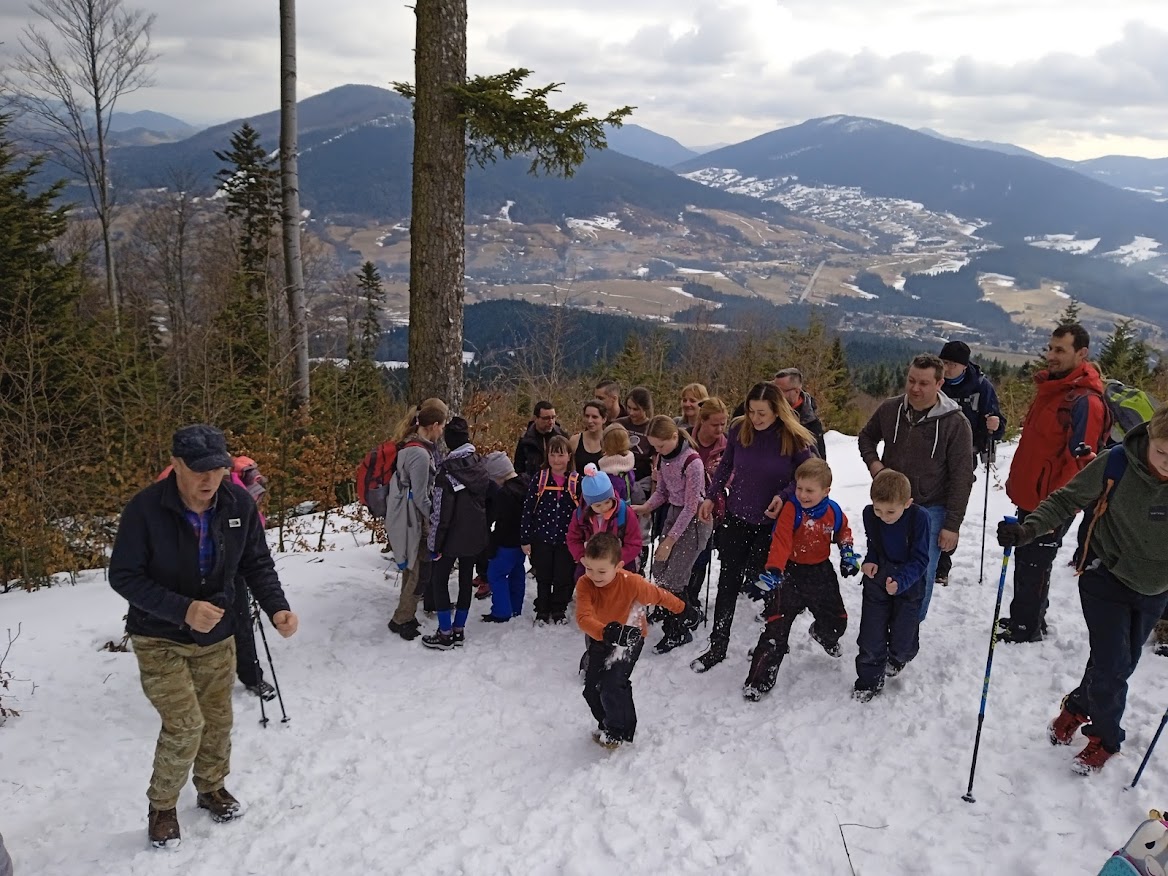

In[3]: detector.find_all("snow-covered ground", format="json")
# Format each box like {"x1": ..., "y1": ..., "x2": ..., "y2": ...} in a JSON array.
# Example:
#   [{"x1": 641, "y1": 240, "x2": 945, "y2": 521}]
[
  {"x1": 1025, "y1": 233, "x2": 1101, "y2": 255},
  {"x1": 3, "y1": 434, "x2": 1165, "y2": 874},
  {"x1": 1103, "y1": 236, "x2": 1162, "y2": 266}
]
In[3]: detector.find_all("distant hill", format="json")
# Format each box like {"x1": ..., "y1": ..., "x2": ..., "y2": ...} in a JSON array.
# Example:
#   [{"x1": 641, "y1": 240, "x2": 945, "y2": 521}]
[
  {"x1": 917, "y1": 127, "x2": 1046, "y2": 160},
  {"x1": 603, "y1": 123, "x2": 698, "y2": 167},
  {"x1": 675, "y1": 115, "x2": 1168, "y2": 249},
  {"x1": 109, "y1": 109, "x2": 194, "y2": 136},
  {"x1": 113, "y1": 84, "x2": 781, "y2": 224}
]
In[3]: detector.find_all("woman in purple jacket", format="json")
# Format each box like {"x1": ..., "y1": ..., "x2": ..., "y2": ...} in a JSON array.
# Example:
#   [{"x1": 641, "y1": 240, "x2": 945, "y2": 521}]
[{"x1": 691, "y1": 382, "x2": 816, "y2": 673}]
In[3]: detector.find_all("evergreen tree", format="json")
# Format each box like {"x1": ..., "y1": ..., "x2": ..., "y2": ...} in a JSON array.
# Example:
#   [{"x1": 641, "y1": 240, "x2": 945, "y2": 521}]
[
  {"x1": 214, "y1": 123, "x2": 280, "y2": 300},
  {"x1": 355, "y1": 261, "x2": 384, "y2": 362},
  {"x1": 1058, "y1": 298, "x2": 1082, "y2": 327},
  {"x1": 1098, "y1": 319, "x2": 1156, "y2": 387}
]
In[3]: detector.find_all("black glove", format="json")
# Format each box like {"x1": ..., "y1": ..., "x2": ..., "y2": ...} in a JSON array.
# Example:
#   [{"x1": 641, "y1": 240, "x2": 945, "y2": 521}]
[
  {"x1": 681, "y1": 603, "x2": 701, "y2": 626},
  {"x1": 602, "y1": 622, "x2": 642, "y2": 647},
  {"x1": 997, "y1": 520, "x2": 1038, "y2": 548}
]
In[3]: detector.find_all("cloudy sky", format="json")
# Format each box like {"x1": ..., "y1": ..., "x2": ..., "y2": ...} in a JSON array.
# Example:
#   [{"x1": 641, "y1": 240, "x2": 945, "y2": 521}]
[{"x1": 2, "y1": 0, "x2": 1167, "y2": 159}]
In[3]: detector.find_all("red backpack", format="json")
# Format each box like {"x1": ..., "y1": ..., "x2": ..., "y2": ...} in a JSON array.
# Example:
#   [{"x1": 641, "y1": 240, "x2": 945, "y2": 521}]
[{"x1": 356, "y1": 439, "x2": 425, "y2": 518}]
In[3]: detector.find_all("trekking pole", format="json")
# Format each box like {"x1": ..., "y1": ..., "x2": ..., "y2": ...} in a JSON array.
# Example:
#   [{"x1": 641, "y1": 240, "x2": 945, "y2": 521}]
[
  {"x1": 252, "y1": 598, "x2": 290, "y2": 725},
  {"x1": 978, "y1": 441, "x2": 995, "y2": 586},
  {"x1": 962, "y1": 515, "x2": 1017, "y2": 804},
  {"x1": 250, "y1": 602, "x2": 269, "y2": 728},
  {"x1": 703, "y1": 557, "x2": 712, "y2": 627},
  {"x1": 1130, "y1": 705, "x2": 1168, "y2": 789}
]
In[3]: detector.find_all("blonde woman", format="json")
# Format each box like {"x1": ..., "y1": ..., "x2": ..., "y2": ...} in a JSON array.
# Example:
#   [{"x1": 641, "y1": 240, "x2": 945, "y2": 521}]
[
  {"x1": 674, "y1": 383, "x2": 708, "y2": 431},
  {"x1": 692, "y1": 383, "x2": 816, "y2": 673}
]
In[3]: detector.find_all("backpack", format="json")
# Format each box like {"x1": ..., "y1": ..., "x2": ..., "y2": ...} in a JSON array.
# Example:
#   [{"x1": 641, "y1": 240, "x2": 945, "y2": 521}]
[
  {"x1": 1075, "y1": 445, "x2": 1129, "y2": 574},
  {"x1": 356, "y1": 439, "x2": 425, "y2": 519},
  {"x1": 1103, "y1": 379, "x2": 1159, "y2": 445},
  {"x1": 1056, "y1": 384, "x2": 1112, "y2": 456},
  {"x1": 533, "y1": 468, "x2": 581, "y2": 512},
  {"x1": 574, "y1": 499, "x2": 628, "y2": 531},
  {"x1": 791, "y1": 498, "x2": 845, "y2": 542}
]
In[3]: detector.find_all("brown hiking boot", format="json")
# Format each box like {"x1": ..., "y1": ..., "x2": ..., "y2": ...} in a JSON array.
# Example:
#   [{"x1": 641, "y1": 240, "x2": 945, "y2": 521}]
[
  {"x1": 1072, "y1": 736, "x2": 1117, "y2": 775},
  {"x1": 1048, "y1": 696, "x2": 1089, "y2": 746},
  {"x1": 1155, "y1": 620, "x2": 1168, "y2": 657},
  {"x1": 197, "y1": 788, "x2": 245, "y2": 822},
  {"x1": 148, "y1": 807, "x2": 181, "y2": 849}
]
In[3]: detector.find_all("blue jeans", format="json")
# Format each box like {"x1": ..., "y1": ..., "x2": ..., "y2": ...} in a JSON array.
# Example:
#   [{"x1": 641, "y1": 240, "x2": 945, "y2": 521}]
[
  {"x1": 487, "y1": 546, "x2": 527, "y2": 619},
  {"x1": 919, "y1": 504, "x2": 946, "y2": 621}
]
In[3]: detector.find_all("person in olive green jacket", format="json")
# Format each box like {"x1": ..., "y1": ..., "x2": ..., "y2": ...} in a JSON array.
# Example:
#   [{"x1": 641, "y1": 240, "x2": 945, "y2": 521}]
[{"x1": 998, "y1": 406, "x2": 1168, "y2": 776}]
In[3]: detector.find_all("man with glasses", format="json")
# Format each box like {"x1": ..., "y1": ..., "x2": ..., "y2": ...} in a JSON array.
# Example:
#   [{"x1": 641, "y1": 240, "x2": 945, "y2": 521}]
[
  {"x1": 514, "y1": 401, "x2": 568, "y2": 477},
  {"x1": 774, "y1": 368, "x2": 827, "y2": 460}
]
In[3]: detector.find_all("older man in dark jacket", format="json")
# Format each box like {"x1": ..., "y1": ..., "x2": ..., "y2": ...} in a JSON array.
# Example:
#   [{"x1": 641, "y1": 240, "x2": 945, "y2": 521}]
[
  {"x1": 110, "y1": 425, "x2": 298, "y2": 850},
  {"x1": 513, "y1": 400, "x2": 567, "y2": 477},
  {"x1": 858, "y1": 354, "x2": 975, "y2": 620}
]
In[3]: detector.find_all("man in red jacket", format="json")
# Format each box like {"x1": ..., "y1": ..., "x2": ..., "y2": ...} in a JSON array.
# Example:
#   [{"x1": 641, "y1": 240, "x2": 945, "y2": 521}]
[{"x1": 999, "y1": 323, "x2": 1110, "y2": 643}]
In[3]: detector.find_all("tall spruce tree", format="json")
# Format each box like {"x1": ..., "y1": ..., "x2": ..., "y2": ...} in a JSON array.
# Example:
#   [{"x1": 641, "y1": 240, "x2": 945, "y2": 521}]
[{"x1": 214, "y1": 123, "x2": 280, "y2": 301}]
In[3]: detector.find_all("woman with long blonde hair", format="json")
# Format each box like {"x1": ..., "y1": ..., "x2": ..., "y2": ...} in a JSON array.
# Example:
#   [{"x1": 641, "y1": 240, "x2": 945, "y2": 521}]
[
  {"x1": 691, "y1": 383, "x2": 815, "y2": 673},
  {"x1": 674, "y1": 383, "x2": 708, "y2": 431}
]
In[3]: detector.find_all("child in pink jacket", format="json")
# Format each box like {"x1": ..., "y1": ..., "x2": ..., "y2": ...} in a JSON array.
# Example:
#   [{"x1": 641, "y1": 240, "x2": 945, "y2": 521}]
[{"x1": 568, "y1": 464, "x2": 643, "y2": 581}]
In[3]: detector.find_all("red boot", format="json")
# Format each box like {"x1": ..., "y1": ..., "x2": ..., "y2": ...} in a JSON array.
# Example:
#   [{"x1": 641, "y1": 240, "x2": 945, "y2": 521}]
[
  {"x1": 1048, "y1": 696, "x2": 1089, "y2": 746},
  {"x1": 473, "y1": 576, "x2": 491, "y2": 600},
  {"x1": 1071, "y1": 736, "x2": 1116, "y2": 775}
]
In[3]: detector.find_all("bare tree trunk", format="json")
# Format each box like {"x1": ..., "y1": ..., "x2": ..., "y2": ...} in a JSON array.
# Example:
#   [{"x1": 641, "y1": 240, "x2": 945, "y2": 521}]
[
  {"x1": 408, "y1": 0, "x2": 467, "y2": 410},
  {"x1": 279, "y1": 0, "x2": 310, "y2": 407}
]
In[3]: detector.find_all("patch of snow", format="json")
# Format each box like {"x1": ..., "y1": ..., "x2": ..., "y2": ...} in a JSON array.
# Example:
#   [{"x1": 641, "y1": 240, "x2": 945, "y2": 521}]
[
  {"x1": 1025, "y1": 234, "x2": 1100, "y2": 255},
  {"x1": 917, "y1": 257, "x2": 970, "y2": 276},
  {"x1": 668, "y1": 286, "x2": 694, "y2": 298},
  {"x1": 980, "y1": 272, "x2": 1016, "y2": 288},
  {"x1": 1102, "y1": 236, "x2": 1162, "y2": 266},
  {"x1": 676, "y1": 268, "x2": 728, "y2": 279},
  {"x1": 497, "y1": 200, "x2": 517, "y2": 223},
  {"x1": 842, "y1": 283, "x2": 879, "y2": 300}
]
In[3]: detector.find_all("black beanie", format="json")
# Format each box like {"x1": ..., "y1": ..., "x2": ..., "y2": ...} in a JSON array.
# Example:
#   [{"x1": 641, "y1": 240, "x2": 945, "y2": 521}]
[
  {"x1": 938, "y1": 341, "x2": 971, "y2": 367},
  {"x1": 443, "y1": 416, "x2": 471, "y2": 450}
]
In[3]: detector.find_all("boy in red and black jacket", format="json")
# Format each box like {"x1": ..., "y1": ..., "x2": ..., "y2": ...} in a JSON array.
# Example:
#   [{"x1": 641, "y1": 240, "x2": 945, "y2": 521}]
[{"x1": 743, "y1": 458, "x2": 861, "y2": 701}]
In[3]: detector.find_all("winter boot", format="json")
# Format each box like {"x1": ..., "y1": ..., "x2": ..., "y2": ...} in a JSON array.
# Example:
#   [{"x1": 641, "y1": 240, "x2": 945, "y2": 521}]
[
  {"x1": 1155, "y1": 620, "x2": 1168, "y2": 657},
  {"x1": 452, "y1": 628, "x2": 465, "y2": 647},
  {"x1": 245, "y1": 679, "x2": 277, "y2": 702},
  {"x1": 473, "y1": 576, "x2": 491, "y2": 600},
  {"x1": 808, "y1": 623, "x2": 842, "y2": 658},
  {"x1": 422, "y1": 629, "x2": 455, "y2": 650},
  {"x1": 552, "y1": 612, "x2": 570, "y2": 626},
  {"x1": 1048, "y1": 695, "x2": 1089, "y2": 746},
  {"x1": 997, "y1": 619, "x2": 1042, "y2": 644},
  {"x1": 481, "y1": 613, "x2": 510, "y2": 623},
  {"x1": 654, "y1": 628, "x2": 694, "y2": 655},
  {"x1": 148, "y1": 807, "x2": 181, "y2": 849},
  {"x1": 852, "y1": 679, "x2": 884, "y2": 703},
  {"x1": 535, "y1": 613, "x2": 551, "y2": 627},
  {"x1": 1071, "y1": 736, "x2": 1117, "y2": 775},
  {"x1": 197, "y1": 788, "x2": 244, "y2": 823},
  {"x1": 388, "y1": 619, "x2": 421, "y2": 641},
  {"x1": 885, "y1": 659, "x2": 906, "y2": 679},
  {"x1": 690, "y1": 642, "x2": 727, "y2": 674},
  {"x1": 594, "y1": 729, "x2": 625, "y2": 750}
]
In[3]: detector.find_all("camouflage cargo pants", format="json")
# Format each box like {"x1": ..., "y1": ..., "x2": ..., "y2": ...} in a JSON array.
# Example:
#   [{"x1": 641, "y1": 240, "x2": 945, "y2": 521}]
[{"x1": 132, "y1": 635, "x2": 235, "y2": 811}]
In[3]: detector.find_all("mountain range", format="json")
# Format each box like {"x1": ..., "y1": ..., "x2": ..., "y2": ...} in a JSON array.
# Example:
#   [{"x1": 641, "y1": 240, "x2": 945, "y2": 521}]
[{"x1": 95, "y1": 84, "x2": 1168, "y2": 338}]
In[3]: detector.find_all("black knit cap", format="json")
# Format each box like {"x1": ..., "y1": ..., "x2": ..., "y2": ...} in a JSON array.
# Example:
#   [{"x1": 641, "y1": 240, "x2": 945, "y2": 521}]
[
  {"x1": 443, "y1": 416, "x2": 471, "y2": 450},
  {"x1": 938, "y1": 341, "x2": 971, "y2": 367},
  {"x1": 172, "y1": 424, "x2": 232, "y2": 472}
]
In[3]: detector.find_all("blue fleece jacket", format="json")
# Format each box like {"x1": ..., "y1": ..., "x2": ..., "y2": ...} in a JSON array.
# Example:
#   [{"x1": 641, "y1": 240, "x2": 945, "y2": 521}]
[{"x1": 861, "y1": 504, "x2": 930, "y2": 595}]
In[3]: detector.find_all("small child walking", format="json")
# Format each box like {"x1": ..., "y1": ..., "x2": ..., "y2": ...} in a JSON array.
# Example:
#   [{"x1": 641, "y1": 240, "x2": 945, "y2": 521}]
[
  {"x1": 520, "y1": 434, "x2": 580, "y2": 625},
  {"x1": 576, "y1": 533, "x2": 696, "y2": 748},
  {"x1": 482, "y1": 453, "x2": 529, "y2": 622},
  {"x1": 743, "y1": 458, "x2": 861, "y2": 700},
  {"x1": 567, "y1": 465, "x2": 643, "y2": 579},
  {"x1": 853, "y1": 469, "x2": 930, "y2": 701}
]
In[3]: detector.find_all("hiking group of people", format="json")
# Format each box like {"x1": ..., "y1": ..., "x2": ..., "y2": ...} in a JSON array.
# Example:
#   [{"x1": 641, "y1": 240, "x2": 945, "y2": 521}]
[{"x1": 94, "y1": 319, "x2": 1168, "y2": 853}]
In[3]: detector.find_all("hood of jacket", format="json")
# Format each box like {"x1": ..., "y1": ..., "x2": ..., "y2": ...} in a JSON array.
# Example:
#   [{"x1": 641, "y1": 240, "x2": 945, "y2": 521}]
[
  {"x1": 441, "y1": 444, "x2": 491, "y2": 494},
  {"x1": 1033, "y1": 361, "x2": 1105, "y2": 399}
]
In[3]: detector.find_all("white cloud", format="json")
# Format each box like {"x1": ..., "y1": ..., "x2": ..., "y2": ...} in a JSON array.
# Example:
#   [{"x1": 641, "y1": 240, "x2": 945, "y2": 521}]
[{"x1": 0, "y1": 0, "x2": 1166, "y2": 158}]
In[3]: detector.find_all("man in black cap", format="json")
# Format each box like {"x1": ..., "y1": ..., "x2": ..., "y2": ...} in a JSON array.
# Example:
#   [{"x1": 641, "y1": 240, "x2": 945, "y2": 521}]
[
  {"x1": 936, "y1": 341, "x2": 1006, "y2": 585},
  {"x1": 110, "y1": 424, "x2": 299, "y2": 850}
]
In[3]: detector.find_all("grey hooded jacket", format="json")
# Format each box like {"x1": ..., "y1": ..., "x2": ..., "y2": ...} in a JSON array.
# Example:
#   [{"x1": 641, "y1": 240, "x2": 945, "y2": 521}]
[
  {"x1": 385, "y1": 438, "x2": 437, "y2": 571},
  {"x1": 858, "y1": 393, "x2": 976, "y2": 531}
]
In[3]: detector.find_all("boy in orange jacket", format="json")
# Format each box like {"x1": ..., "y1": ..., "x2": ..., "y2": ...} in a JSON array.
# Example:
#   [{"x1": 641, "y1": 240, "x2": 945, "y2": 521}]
[
  {"x1": 743, "y1": 458, "x2": 861, "y2": 701},
  {"x1": 576, "y1": 532, "x2": 697, "y2": 748}
]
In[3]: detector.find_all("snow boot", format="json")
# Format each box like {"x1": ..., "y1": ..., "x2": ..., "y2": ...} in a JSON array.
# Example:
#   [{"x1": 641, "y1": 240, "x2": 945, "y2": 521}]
[
  {"x1": 997, "y1": 619, "x2": 1043, "y2": 644},
  {"x1": 245, "y1": 679, "x2": 277, "y2": 702},
  {"x1": 148, "y1": 807, "x2": 181, "y2": 849},
  {"x1": 1072, "y1": 736, "x2": 1117, "y2": 775},
  {"x1": 452, "y1": 628, "x2": 465, "y2": 647},
  {"x1": 654, "y1": 628, "x2": 693, "y2": 655},
  {"x1": 690, "y1": 643, "x2": 727, "y2": 674},
  {"x1": 480, "y1": 613, "x2": 509, "y2": 623},
  {"x1": 388, "y1": 619, "x2": 421, "y2": 641},
  {"x1": 1155, "y1": 620, "x2": 1168, "y2": 657},
  {"x1": 197, "y1": 788, "x2": 244, "y2": 823},
  {"x1": 1048, "y1": 695, "x2": 1089, "y2": 746},
  {"x1": 535, "y1": 613, "x2": 551, "y2": 627},
  {"x1": 852, "y1": 679, "x2": 884, "y2": 703},
  {"x1": 885, "y1": 659, "x2": 906, "y2": 679},
  {"x1": 552, "y1": 612, "x2": 570, "y2": 626},
  {"x1": 594, "y1": 729, "x2": 625, "y2": 750},
  {"x1": 473, "y1": 576, "x2": 491, "y2": 600},
  {"x1": 808, "y1": 623, "x2": 842, "y2": 658},
  {"x1": 422, "y1": 629, "x2": 455, "y2": 650}
]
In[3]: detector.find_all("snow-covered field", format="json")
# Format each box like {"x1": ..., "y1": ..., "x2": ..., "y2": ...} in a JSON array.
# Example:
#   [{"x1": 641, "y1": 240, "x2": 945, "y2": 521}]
[{"x1": 3, "y1": 434, "x2": 1166, "y2": 875}]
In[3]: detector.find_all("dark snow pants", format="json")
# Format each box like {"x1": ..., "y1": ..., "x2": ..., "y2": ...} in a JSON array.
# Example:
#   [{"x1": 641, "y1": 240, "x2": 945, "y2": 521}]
[
  {"x1": 708, "y1": 514, "x2": 772, "y2": 657},
  {"x1": 530, "y1": 541, "x2": 575, "y2": 616},
  {"x1": 746, "y1": 561, "x2": 847, "y2": 690},
  {"x1": 582, "y1": 636, "x2": 644, "y2": 742},
  {"x1": 855, "y1": 575, "x2": 923, "y2": 690},
  {"x1": 1063, "y1": 564, "x2": 1168, "y2": 752},
  {"x1": 1006, "y1": 507, "x2": 1072, "y2": 639}
]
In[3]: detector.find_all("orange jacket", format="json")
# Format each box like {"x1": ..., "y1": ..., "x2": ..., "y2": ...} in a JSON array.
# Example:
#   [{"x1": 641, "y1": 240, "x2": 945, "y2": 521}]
[
  {"x1": 575, "y1": 569, "x2": 685, "y2": 641},
  {"x1": 1006, "y1": 362, "x2": 1109, "y2": 511},
  {"x1": 765, "y1": 500, "x2": 853, "y2": 571}
]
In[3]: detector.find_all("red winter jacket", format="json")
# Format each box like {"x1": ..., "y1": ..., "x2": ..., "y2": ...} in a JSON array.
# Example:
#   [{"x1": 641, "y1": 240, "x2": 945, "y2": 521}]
[{"x1": 1006, "y1": 362, "x2": 1109, "y2": 512}]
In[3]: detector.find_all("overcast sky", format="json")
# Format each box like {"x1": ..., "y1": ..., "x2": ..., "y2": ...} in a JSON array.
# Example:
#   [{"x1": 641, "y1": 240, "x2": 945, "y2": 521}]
[{"x1": 2, "y1": 0, "x2": 1167, "y2": 159}]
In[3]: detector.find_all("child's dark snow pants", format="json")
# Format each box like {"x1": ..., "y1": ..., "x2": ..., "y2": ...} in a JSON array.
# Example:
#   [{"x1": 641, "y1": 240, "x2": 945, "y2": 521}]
[
  {"x1": 855, "y1": 574, "x2": 923, "y2": 690},
  {"x1": 582, "y1": 636, "x2": 644, "y2": 741}
]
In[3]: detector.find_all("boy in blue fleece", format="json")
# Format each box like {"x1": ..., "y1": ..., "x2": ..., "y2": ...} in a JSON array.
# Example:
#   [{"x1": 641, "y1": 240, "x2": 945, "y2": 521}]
[{"x1": 853, "y1": 469, "x2": 930, "y2": 702}]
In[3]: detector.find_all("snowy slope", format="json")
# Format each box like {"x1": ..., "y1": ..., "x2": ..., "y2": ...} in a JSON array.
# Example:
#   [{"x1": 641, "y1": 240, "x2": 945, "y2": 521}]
[{"x1": 3, "y1": 434, "x2": 1166, "y2": 875}]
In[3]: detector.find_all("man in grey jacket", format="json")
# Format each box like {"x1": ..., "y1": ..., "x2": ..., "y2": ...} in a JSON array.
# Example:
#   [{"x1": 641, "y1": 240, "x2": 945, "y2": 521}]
[{"x1": 858, "y1": 354, "x2": 975, "y2": 619}]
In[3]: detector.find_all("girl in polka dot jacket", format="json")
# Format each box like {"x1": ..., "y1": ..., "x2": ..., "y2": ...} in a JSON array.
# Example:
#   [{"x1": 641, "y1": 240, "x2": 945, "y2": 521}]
[{"x1": 520, "y1": 435, "x2": 581, "y2": 625}]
